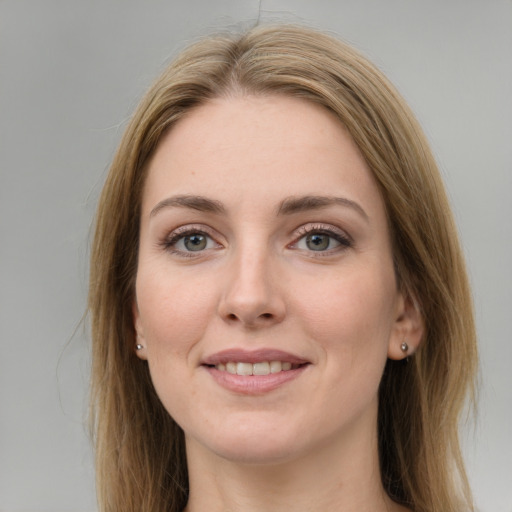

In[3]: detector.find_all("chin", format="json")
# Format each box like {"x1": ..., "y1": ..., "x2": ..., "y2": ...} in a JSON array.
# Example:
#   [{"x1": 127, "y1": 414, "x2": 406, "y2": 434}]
[
  {"x1": 212, "y1": 440, "x2": 303, "y2": 466},
  {"x1": 186, "y1": 418, "x2": 309, "y2": 466}
]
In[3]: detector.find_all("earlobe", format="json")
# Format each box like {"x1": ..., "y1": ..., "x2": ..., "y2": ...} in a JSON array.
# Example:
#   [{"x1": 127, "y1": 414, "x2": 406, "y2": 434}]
[
  {"x1": 388, "y1": 292, "x2": 424, "y2": 361},
  {"x1": 132, "y1": 302, "x2": 148, "y2": 360}
]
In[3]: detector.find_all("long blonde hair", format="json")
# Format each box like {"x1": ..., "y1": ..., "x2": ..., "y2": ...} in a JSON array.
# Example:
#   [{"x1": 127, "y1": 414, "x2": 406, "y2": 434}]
[{"x1": 89, "y1": 25, "x2": 477, "y2": 512}]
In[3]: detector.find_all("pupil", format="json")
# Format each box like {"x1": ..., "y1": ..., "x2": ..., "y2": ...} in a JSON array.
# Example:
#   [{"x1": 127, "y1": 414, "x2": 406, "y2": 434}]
[
  {"x1": 184, "y1": 234, "x2": 206, "y2": 251},
  {"x1": 306, "y1": 234, "x2": 329, "y2": 251}
]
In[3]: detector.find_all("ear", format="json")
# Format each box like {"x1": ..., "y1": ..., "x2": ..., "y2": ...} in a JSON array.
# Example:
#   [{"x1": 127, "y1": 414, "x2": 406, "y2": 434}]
[
  {"x1": 132, "y1": 301, "x2": 148, "y2": 360},
  {"x1": 387, "y1": 291, "x2": 424, "y2": 360}
]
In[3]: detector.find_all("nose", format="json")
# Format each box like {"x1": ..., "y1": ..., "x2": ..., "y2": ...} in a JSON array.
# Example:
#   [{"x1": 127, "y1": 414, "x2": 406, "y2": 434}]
[{"x1": 218, "y1": 249, "x2": 286, "y2": 328}]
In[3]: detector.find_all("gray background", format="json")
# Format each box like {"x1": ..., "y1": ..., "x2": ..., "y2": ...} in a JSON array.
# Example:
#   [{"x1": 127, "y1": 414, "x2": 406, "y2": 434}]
[{"x1": 1, "y1": 1, "x2": 511, "y2": 510}]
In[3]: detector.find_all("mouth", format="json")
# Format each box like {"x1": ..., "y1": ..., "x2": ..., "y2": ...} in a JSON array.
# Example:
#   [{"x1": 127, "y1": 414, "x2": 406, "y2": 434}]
[{"x1": 201, "y1": 349, "x2": 310, "y2": 394}]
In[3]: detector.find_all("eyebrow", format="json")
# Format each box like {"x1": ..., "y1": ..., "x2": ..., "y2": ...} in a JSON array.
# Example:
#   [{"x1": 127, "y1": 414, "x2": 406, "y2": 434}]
[
  {"x1": 149, "y1": 195, "x2": 225, "y2": 217},
  {"x1": 277, "y1": 195, "x2": 369, "y2": 222},
  {"x1": 149, "y1": 194, "x2": 368, "y2": 222}
]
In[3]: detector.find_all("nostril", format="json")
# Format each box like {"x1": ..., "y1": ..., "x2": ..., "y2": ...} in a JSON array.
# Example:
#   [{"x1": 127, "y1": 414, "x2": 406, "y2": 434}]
[{"x1": 224, "y1": 311, "x2": 275, "y2": 323}]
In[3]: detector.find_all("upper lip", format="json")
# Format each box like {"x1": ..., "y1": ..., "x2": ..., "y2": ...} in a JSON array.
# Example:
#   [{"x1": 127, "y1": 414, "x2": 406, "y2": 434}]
[{"x1": 202, "y1": 348, "x2": 310, "y2": 366}]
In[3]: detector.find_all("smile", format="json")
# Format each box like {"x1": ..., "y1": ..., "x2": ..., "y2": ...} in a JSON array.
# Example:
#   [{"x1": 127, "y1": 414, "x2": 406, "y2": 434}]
[{"x1": 202, "y1": 349, "x2": 310, "y2": 394}]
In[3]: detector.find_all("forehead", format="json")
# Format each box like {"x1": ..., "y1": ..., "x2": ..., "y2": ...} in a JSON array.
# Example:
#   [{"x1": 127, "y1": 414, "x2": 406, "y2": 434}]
[{"x1": 142, "y1": 95, "x2": 383, "y2": 217}]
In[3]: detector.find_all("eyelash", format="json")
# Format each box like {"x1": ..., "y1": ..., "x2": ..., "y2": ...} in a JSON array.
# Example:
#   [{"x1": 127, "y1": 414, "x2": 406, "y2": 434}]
[{"x1": 159, "y1": 223, "x2": 353, "y2": 258}]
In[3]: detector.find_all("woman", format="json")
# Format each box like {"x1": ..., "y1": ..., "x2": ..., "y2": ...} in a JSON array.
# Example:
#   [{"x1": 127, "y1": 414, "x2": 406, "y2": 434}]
[{"x1": 89, "y1": 25, "x2": 478, "y2": 512}]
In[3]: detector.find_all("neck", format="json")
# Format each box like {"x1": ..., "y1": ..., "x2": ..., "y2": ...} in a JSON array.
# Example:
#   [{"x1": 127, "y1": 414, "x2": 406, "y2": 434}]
[{"x1": 183, "y1": 408, "x2": 406, "y2": 512}]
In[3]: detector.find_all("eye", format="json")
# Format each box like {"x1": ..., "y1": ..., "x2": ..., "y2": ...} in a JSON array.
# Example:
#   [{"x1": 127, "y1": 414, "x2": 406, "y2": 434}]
[
  {"x1": 163, "y1": 227, "x2": 220, "y2": 255},
  {"x1": 292, "y1": 225, "x2": 352, "y2": 254},
  {"x1": 296, "y1": 232, "x2": 341, "y2": 251}
]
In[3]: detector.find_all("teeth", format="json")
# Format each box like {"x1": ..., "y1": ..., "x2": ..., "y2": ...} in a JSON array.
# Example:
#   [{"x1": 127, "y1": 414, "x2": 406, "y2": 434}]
[
  {"x1": 253, "y1": 362, "x2": 270, "y2": 375},
  {"x1": 270, "y1": 361, "x2": 282, "y2": 373},
  {"x1": 215, "y1": 360, "x2": 297, "y2": 375},
  {"x1": 237, "y1": 362, "x2": 253, "y2": 376}
]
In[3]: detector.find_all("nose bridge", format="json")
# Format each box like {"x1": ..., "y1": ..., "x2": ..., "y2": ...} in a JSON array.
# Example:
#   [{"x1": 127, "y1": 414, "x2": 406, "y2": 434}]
[{"x1": 219, "y1": 235, "x2": 285, "y2": 326}]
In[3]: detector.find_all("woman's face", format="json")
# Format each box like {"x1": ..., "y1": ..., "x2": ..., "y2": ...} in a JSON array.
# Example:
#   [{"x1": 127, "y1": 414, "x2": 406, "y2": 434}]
[{"x1": 134, "y1": 95, "x2": 419, "y2": 464}]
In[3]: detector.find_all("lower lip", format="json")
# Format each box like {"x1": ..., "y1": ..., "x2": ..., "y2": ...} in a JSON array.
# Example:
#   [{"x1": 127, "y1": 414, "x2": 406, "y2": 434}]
[{"x1": 204, "y1": 365, "x2": 309, "y2": 395}]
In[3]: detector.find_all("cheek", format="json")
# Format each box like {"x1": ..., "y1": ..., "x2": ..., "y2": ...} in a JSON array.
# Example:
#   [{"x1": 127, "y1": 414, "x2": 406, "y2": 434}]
[
  {"x1": 135, "y1": 267, "x2": 216, "y2": 354},
  {"x1": 135, "y1": 268, "x2": 217, "y2": 421},
  {"x1": 302, "y1": 268, "x2": 395, "y2": 326},
  {"x1": 294, "y1": 265, "x2": 397, "y2": 365}
]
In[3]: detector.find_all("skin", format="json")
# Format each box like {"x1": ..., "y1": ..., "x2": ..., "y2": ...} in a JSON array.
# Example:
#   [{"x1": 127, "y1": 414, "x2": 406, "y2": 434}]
[{"x1": 133, "y1": 95, "x2": 422, "y2": 512}]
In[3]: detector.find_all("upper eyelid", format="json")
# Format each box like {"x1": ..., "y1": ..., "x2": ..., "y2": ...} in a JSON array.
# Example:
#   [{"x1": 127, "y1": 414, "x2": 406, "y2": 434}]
[
  {"x1": 165, "y1": 223, "x2": 219, "y2": 238},
  {"x1": 292, "y1": 223, "x2": 352, "y2": 241}
]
